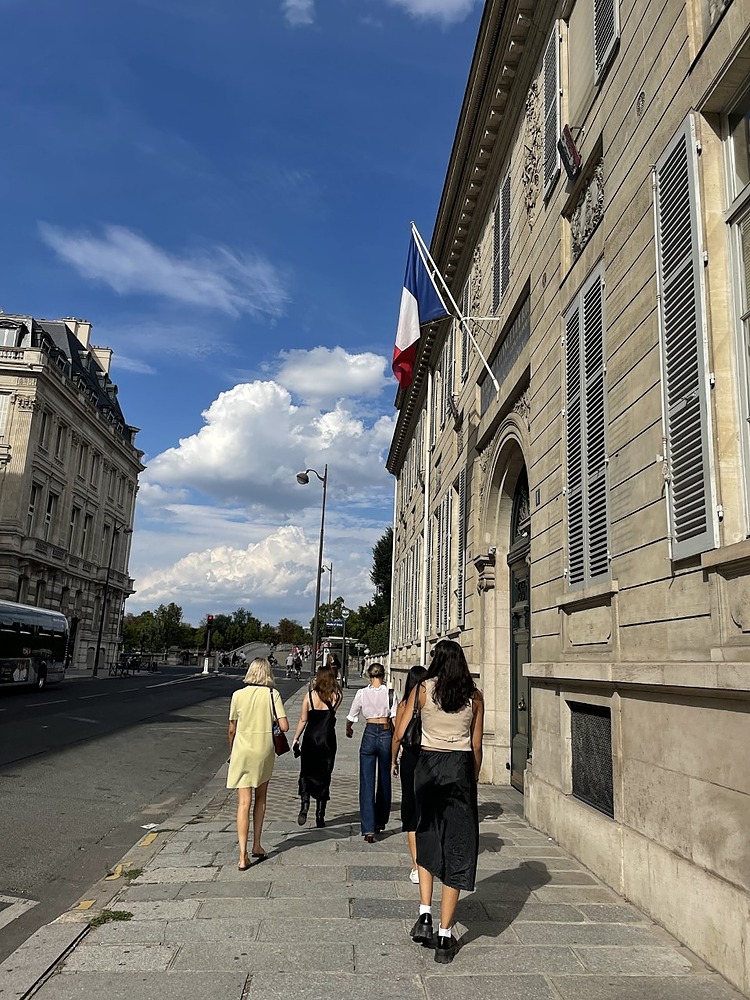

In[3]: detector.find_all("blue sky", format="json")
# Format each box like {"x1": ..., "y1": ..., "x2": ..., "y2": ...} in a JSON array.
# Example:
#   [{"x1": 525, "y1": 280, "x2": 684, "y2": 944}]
[{"x1": 3, "y1": 0, "x2": 483, "y2": 627}]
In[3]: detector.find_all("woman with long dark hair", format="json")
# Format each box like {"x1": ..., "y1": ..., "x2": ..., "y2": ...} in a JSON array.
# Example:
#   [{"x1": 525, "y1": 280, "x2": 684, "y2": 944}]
[
  {"x1": 291, "y1": 664, "x2": 342, "y2": 827},
  {"x1": 393, "y1": 640, "x2": 484, "y2": 964},
  {"x1": 391, "y1": 664, "x2": 428, "y2": 883}
]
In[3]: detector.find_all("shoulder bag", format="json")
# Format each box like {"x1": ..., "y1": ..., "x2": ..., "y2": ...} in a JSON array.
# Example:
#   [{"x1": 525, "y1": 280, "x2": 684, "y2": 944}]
[
  {"x1": 270, "y1": 688, "x2": 290, "y2": 756},
  {"x1": 401, "y1": 683, "x2": 422, "y2": 750}
]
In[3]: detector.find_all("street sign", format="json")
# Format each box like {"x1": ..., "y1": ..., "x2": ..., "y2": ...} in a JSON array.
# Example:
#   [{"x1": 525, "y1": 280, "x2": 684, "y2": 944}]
[{"x1": 326, "y1": 620, "x2": 344, "y2": 627}]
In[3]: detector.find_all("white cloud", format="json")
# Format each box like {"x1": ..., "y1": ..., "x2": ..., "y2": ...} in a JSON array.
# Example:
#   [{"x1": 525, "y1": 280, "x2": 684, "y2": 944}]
[
  {"x1": 387, "y1": 0, "x2": 479, "y2": 22},
  {"x1": 144, "y1": 377, "x2": 395, "y2": 507},
  {"x1": 39, "y1": 223, "x2": 289, "y2": 319},
  {"x1": 275, "y1": 346, "x2": 389, "y2": 404},
  {"x1": 282, "y1": 0, "x2": 314, "y2": 26},
  {"x1": 111, "y1": 354, "x2": 157, "y2": 375}
]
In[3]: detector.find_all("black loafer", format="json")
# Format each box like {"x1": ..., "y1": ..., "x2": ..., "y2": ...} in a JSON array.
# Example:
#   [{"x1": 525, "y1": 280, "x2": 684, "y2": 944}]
[
  {"x1": 434, "y1": 933, "x2": 458, "y2": 963},
  {"x1": 410, "y1": 913, "x2": 433, "y2": 946}
]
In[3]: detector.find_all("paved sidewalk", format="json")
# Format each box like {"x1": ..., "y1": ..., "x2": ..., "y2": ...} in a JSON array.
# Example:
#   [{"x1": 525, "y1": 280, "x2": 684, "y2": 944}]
[{"x1": 6, "y1": 682, "x2": 744, "y2": 1000}]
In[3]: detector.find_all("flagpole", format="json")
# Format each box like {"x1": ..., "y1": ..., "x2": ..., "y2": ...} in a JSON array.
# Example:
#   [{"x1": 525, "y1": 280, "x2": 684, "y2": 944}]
[
  {"x1": 410, "y1": 222, "x2": 500, "y2": 396},
  {"x1": 419, "y1": 368, "x2": 433, "y2": 666}
]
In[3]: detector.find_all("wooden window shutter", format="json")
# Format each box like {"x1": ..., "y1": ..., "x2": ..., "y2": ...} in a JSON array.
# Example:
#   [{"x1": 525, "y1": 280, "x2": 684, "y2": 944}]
[
  {"x1": 593, "y1": 0, "x2": 618, "y2": 84},
  {"x1": 501, "y1": 174, "x2": 511, "y2": 299},
  {"x1": 435, "y1": 508, "x2": 443, "y2": 632},
  {"x1": 456, "y1": 467, "x2": 467, "y2": 628},
  {"x1": 443, "y1": 492, "x2": 452, "y2": 631},
  {"x1": 565, "y1": 303, "x2": 585, "y2": 586},
  {"x1": 492, "y1": 198, "x2": 501, "y2": 313},
  {"x1": 654, "y1": 117, "x2": 716, "y2": 559},
  {"x1": 583, "y1": 273, "x2": 609, "y2": 579},
  {"x1": 426, "y1": 516, "x2": 433, "y2": 634},
  {"x1": 543, "y1": 25, "x2": 560, "y2": 195}
]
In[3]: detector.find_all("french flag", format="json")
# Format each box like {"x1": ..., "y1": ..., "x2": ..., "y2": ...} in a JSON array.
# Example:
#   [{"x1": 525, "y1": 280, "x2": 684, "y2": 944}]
[{"x1": 392, "y1": 232, "x2": 449, "y2": 390}]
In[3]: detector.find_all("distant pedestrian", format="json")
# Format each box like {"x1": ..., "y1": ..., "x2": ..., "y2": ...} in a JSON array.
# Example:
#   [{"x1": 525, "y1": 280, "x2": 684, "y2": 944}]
[
  {"x1": 291, "y1": 664, "x2": 342, "y2": 828},
  {"x1": 227, "y1": 657, "x2": 289, "y2": 870},
  {"x1": 346, "y1": 664, "x2": 398, "y2": 842},
  {"x1": 391, "y1": 664, "x2": 428, "y2": 883},
  {"x1": 292, "y1": 653, "x2": 302, "y2": 680},
  {"x1": 394, "y1": 639, "x2": 484, "y2": 964},
  {"x1": 285, "y1": 652, "x2": 294, "y2": 677}
]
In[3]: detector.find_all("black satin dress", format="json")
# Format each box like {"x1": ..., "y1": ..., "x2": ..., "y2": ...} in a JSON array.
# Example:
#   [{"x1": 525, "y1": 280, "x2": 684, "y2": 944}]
[{"x1": 299, "y1": 692, "x2": 338, "y2": 803}]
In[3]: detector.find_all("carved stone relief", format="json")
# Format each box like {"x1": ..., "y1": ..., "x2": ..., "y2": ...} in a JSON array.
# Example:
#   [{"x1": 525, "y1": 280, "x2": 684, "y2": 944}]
[
  {"x1": 16, "y1": 376, "x2": 35, "y2": 386},
  {"x1": 522, "y1": 82, "x2": 542, "y2": 228},
  {"x1": 570, "y1": 159, "x2": 604, "y2": 260},
  {"x1": 513, "y1": 388, "x2": 531, "y2": 430},
  {"x1": 12, "y1": 394, "x2": 38, "y2": 411},
  {"x1": 471, "y1": 245, "x2": 482, "y2": 314}
]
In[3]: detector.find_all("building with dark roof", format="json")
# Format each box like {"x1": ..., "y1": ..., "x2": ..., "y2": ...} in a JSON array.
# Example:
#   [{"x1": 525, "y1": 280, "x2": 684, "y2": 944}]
[{"x1": 0, "y1": 312, "x2": 144, "y2": 670}]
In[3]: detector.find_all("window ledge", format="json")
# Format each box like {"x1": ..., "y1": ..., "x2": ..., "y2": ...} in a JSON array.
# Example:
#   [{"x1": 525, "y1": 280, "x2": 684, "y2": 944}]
[
  {"x1": 557, "y1": 579, "x2": 619, "y2": 610},
  {"x1": 701, "y1": 538, "x2": 750, "y2": 572}
]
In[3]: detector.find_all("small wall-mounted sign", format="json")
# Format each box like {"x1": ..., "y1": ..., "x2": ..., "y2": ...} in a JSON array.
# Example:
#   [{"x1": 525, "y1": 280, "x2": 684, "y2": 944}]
[{"x1": 558, "y1": 124, "x2": 582, "y2": 181}]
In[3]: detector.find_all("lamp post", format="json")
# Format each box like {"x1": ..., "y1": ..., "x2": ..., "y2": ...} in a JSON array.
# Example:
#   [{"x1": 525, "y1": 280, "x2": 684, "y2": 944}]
[
  {"x1": 296, "y1": 464, "x2": 328, "y2": 673},
  {"x1": 321, "y1": 562, "x2": 333, "y2": 606},
  {"x1": 341, "y1": 608, "x2": 350, "y2": 688},
  {"x1": 93, "y1": 523, "x2": 131, "y2": 677}
]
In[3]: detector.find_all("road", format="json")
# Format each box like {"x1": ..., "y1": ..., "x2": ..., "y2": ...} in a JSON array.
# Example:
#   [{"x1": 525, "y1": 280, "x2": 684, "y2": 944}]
[{"x1": 0, "y1": 665, "x2": 304, "y2": 963}]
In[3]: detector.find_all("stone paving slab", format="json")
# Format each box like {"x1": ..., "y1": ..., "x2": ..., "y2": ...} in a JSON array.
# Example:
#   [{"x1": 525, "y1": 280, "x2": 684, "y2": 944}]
[
  {"x1": 163, "y1": 919, "x2": 260, "y2": 944},
  {"x1": 88, "y1": 921, "x2": 166, "y2": 945},
  {"x1": 132, "y1": 867, "x2": 219, "y2": 884},
  {"x1": 267, "y1": 880, "x2": 402, "y2": 898},
  {"x1": 512, "y1": 923, "x2": 663, "y2": 946},
  {"x1": 175, "y1": 882, "x2": 271, "y2": 900},
  {"x1": 197, "y1": 897, "x2": 351, "y2": 920},
  {"x1": 573, "y1": 945, "x2": 694, "y2": 975},
  {"x1": 117, "y1": 884, "x2": 185, "y2": 902},
  {"x1": 423, "y1": 975, "x2": 557, "y2": 1000},
  {"x1": 62, "y1": 944, "x2": 176, "y2": 973},
  {"x1": 551, "y1": 975, "x2": 744, "y2": 999},
  {"x1": 245, "y1": 972, "x2": 426, "y2": 1000},
  {"x1": 171, "y1": 941, "x2": 354, "y2": 972},
  {"x1": 149, "y1": 853, "x2": 217, "y2": 868},
  {"x1": 350, "y1": 898, "x2": 490, "y2": 922},
  {"x1": 256, "y1": 917, "x2": 407, "y2": 943},
  {"x1": 423, "y1": 944, "x2": 585, "y2": 974},
  {"x1": 40, "y1": 973, "x2": 248, "y2": 1000},
  {"x1": 123, "y1": 900, "x2": 201, "y2": 921}
]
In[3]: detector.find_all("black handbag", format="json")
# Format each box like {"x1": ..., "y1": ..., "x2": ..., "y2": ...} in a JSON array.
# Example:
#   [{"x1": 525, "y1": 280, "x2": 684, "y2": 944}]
[
  {"x1": 270, "y1": 689, "x2": 290, "y2": 756},
  {"x1": 401, "y1": 683, "x2": 422, "y2": 750}
]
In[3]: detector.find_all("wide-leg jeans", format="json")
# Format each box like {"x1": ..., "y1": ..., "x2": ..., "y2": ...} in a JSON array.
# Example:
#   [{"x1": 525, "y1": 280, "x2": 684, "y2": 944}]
[{"x1": 359, "y1": 723, "x2": 392, "y2": 836}]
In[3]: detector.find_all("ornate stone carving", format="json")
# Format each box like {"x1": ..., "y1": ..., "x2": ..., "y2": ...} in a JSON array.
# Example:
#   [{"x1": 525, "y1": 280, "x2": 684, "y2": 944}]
[
  {"x1": 16, "y1": 376, "x2": 34, "y2": 386},
  {"x1": 513, "y1": 388, "x2": 531, "y2": 430},
  {"x1": 570, "y1": 159, "x2": 604, "y2": 260},
  {"x1": 474, "y1": 551, "x2": 496, "y2": 593},
  {"x1": 471, "y1": 245, "x2": 482, "y2": 314},
  {"x1": 71, "y1": 432, "x2": 81, "y2": 446},
  {"x1": 522, "y1": 82, "x2": 542, "y2": 227},
  {"x1": 13, "y1": 394, "x2": 38, "y2": 411}
]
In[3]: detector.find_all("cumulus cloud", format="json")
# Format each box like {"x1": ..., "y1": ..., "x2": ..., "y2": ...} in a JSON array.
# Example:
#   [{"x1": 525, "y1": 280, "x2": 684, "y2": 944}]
[
  {"x1": 275, "y1": 346, "x2": 389, "y2": 404},
  {"x1": 387, "y1": 0, "x2": 479, "y2": 22},
  {"x1": 282, "y1": 0, "x2": 314, "y2": 26},
  {"x1": 39, "y1": 223, "x2": 289, "y2": 319},
  {"x1": 144, "y1": 378, "x2": 395, "y2": 507}
]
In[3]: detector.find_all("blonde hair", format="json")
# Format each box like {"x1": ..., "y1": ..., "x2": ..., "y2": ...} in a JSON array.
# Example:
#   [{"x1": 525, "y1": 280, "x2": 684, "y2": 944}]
[{"x1": 243, "y1": 657, "x2": 275, "y2": 687}]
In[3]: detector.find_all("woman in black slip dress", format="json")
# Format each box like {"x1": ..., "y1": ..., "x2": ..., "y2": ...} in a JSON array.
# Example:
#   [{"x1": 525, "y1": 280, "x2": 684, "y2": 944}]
[{"x1": 291, "y1": 664, "x2": 342, "y2": 827}]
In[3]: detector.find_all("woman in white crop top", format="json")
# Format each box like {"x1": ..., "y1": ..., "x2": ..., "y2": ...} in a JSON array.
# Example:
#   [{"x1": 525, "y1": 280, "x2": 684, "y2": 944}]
[{"x1": 393, "y1": 639, "x2": 484, "y2": 964}]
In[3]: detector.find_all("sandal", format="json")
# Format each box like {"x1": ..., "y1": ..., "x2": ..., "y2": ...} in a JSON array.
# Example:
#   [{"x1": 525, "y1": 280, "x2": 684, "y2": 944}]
[
  {"x1": 238, "y1": 859, "x2": 251, "y2": 871},
  {"x1": 252, "y1": 851, "x2": 269, "y2": 860}
]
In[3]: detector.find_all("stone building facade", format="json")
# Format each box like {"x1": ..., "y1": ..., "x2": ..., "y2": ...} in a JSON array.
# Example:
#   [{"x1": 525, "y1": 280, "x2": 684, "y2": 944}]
[
  {"x1": 0, "y1": 313, "x2": 143, "y2": 671},
  {"x1": 386, "y1": 0, "x2": 750, "y2": 992}
]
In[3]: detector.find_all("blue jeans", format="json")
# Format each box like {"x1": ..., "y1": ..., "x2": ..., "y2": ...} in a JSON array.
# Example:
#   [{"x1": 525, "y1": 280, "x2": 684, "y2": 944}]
[{"x1": 359, "y1": 723, "x2": 392, "y2": 836}]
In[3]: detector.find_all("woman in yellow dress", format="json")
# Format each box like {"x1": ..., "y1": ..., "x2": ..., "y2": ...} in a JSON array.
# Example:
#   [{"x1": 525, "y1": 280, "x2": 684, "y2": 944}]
[{"x1": 227, "y1": 657, "x2": 289, "y2": 869}]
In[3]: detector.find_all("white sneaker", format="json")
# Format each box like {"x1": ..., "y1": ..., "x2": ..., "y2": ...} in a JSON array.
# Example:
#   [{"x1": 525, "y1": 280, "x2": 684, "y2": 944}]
[{"x1": 409, "y1": 868, "x2": 419, "y2": 884}]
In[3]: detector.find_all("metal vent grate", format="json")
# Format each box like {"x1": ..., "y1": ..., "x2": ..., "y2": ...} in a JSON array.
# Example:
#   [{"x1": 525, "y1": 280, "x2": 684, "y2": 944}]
[{"x1": 570, "y1": 702, "x2": 614, "y2": 818}]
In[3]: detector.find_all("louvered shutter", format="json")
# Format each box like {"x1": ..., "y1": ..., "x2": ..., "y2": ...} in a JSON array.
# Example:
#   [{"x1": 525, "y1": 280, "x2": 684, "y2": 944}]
[
  {"x1": 444, "y1": 492, "x2": 452, "y2": 631},
  {"x1": 565, "y1": 303, "x2": 585, "y2": 586},
  {"x1": 543, "y1": 25, "x2": 560, "y2": 195},
  {"x1": 654, "y1": 118, "x2": 716, "y2": 559},
  {"x1": 492, "y1": 198, "x2": 501, "y2": 312},
  {"x1": 426, "y1": 517, "x2": 433, "y2": 634},
  {"x1": 456, "y1": 467, "x2": 467, "y2": 628},
  {"x1": 501, "y1": 174, "x2": 511, "y2": 299},
  {"x1": 593, "y1": 0, "x2": 618, "y2": 84},
  {"x1": 413, "y1": 536, "x2": 420, "y2": 641},
  {"x1": 460, "y1": 281, "x2": 470, "y2": 382},
  {"x1": 583, "y1": 274, "x2": 609, "y2": 579},
  {"x1": 434, "y1": 509, "x2": 442, "y2": 632}
]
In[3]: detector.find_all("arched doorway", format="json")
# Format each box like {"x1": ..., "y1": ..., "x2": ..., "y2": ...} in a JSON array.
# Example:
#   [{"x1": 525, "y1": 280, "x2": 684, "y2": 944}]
[{"x1": 508, "y1": 467, "x2": 531, "y2": 792}]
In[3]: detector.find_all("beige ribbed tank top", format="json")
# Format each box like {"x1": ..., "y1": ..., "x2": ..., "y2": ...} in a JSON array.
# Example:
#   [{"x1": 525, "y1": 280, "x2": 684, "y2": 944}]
[{"x1": 420, "y1": 677, "x2": 473, "y2": 751}]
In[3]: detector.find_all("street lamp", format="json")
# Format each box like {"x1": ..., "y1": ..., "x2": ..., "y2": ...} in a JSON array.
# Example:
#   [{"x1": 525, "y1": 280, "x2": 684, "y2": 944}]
[
  {"x1": 93, "y1": 523, "x2": 132, "y2": 677},
  {"x1": 321, "y1": 561, "x2": 333, "y2": 605},
  {"x1": 341, "y1": 608, "x2": 350, "y2": 688},
  {"x1": 296, "y1": 464, "x2": 328, "y2": 673}
]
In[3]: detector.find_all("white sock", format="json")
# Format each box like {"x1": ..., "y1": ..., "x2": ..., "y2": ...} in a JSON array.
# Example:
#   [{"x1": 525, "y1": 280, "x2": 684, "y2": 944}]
[
  {"x1": 419, "y1": 904, "x2": 432, "y2": 916},
  {"x1": 438, "y1": 926, "x2": 452, "y2": 938}
]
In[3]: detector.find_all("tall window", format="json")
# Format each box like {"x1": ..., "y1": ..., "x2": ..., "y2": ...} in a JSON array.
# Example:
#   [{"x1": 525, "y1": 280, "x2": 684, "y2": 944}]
[
  {"x1": 455, "y1": 468, "x2": 467, "y2": 629},
  {"x1": 38, "y1": 410, "x2": 49, "y2": 450},
  {"x1": 43, "y1": 492, "x2": 58, "y2": 542},
  {"x1": 27, "y1": 483, "x2": 41, "y2": 536},
  {"x1": 492, "y1": 173, "x2": 511, "y2": 313},
  {"x1": 82, "y1": 513, "x2": 93, "y2": 559},
  {"x1": 654, "y1": 117, "x2": 716, "y2": 558},
  {"x1": 564, "y1": 264, "x2": 610, "y2": 587},
  {"x1": 543, "y1": 24, "x2": 560, "y2": 196},
  {"x1": 54, "y1": 424, "x2": 67, "y2": 460},
  {"x1": 68, "y1": 506, "x2": 80, "y2": 552},
  {"x1": 90, "y1": 452, "x2": 100, "y2": 488},
  {"x1": 0, "y1": 392, "x2": 10, "y2": 441},
  {"x1": 77, "y1": 442, "x2": 88, "y2": 478},
  {"x1": 435, "y1": 491, "x2": 452, "y2": 632}
]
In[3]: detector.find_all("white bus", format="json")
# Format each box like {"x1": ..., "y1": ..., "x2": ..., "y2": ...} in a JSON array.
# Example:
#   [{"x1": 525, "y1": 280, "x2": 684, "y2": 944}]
[{"x1": 0, "y1": 599, "x2": 69, "y2": 691}]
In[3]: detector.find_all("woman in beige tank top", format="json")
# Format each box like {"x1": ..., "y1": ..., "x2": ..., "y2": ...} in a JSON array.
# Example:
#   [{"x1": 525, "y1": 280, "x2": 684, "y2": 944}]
[{"x1": 393, "y1": 639, "x2": 484, "y2": 964}]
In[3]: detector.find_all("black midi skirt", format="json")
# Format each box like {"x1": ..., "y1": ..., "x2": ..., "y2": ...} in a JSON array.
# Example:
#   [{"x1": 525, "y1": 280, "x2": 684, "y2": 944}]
[{"x1": 414, "y1": 749, "x2": 478, "y2": 892}]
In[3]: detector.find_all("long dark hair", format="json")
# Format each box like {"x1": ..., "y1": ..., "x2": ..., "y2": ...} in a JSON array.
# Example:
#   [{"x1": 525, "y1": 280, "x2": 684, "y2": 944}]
[
  {"x1": 425, "y1": 640, "x2": 476, "y2": 713},
  {"x1": 403, "y1": 664, "x2": 427, "y2": 702}
]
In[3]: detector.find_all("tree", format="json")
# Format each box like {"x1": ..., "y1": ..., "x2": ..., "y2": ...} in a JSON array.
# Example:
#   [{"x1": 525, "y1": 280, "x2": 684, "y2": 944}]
[
  {"x1": 153, "y1": 603, "x2": 184, "y2": 650},
  {"x1": 278, "y1": 618, "x2": 305, "y2": 645},
  {"x1": 370, "y1": 526, "x2": 392, "y2": 618}
]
